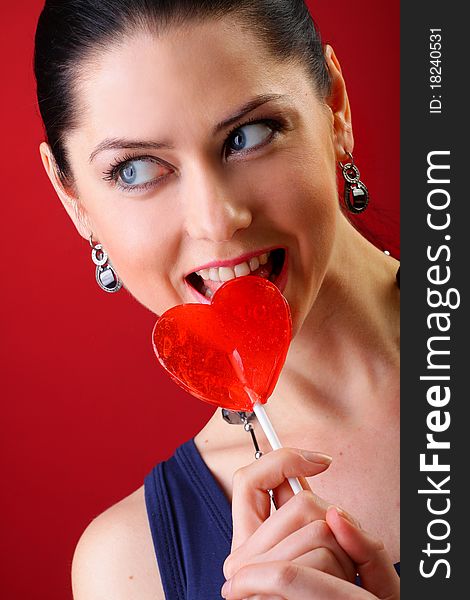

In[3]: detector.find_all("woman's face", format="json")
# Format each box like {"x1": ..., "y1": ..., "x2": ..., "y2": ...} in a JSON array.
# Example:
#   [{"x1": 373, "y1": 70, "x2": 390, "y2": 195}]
[{"x1": 47, "y1": 17, "x2": 350, "y2": 334}]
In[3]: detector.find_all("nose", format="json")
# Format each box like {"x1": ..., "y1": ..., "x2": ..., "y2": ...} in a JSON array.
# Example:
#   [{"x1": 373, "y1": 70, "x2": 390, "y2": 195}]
[{"x1": 183, "y1": 162, "x2": 253, "y2": 242}]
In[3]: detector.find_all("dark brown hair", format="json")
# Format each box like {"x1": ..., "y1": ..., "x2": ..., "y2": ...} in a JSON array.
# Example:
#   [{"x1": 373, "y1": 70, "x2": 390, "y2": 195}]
[{"x1": 34, "y1": 0, "x2": 330, "y2": 185}]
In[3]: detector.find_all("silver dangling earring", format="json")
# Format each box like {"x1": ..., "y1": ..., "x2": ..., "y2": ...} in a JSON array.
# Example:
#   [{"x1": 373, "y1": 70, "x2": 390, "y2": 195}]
[
  {"x1": 89, "y1": 234, "x2": 123, "y2": 293},
  {"x1": 339, "y1": 151, "x2": 369, "y2": 214}
]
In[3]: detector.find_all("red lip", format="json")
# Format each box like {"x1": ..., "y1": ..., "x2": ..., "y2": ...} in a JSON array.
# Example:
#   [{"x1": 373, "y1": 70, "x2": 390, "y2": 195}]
[{"x1": 184, "y1": 245, "x2": 285, "y2": 278}]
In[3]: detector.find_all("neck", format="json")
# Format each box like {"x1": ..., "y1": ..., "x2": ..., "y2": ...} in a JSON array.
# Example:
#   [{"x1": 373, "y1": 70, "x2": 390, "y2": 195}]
[{"x1": 265, "y1": 213, "x2": 400, "y2": 433}]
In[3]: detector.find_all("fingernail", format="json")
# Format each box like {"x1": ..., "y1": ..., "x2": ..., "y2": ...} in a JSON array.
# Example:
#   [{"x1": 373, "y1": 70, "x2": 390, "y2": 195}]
[
  {"x1": 300, "y1": 450, "x2": 332, "y2": 464},
  {"x1": 330, "y1": 505, "x2": 361, "y2": 529},
  {"x1": 221, "y1": 578, "x2": 231, "y2": 597}
]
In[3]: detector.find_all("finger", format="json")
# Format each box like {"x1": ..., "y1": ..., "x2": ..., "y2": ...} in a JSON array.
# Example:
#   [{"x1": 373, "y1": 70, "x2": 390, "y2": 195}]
[
  {"x1": 228, "y1": 490, "x2": 329, "y2": 575},
  {"x1": 226, "y1": 522, "x2": 351, "y2": 582},
  {"x1": 293, "y1": 546, "x2": 348, "y2": 581},
  {"x1": 272, "y1": 475, "x2": 312, "y2": 508},
  {"x1": 221, "y1": 561, "x2": 375, "y2": 600},
  {"x1": 246, "y1": 596, "x2": 284, "y2": 600},
  {"x1": 231, "y1": 448, "x2": 332, "y2": 551},
  {"x1": 326, "y1": 506, "x2": 400, "y2": 599},
  {"x1": 262, "y1": 519, "x2": 356, "y2": 583},
  {"x1": 226, "y1": 506, "x2": 352, "y2": 582}
]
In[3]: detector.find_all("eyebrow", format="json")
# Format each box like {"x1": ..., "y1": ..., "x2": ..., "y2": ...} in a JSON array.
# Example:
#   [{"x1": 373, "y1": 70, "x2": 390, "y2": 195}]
[{"x1": 88, "y1": 92, "x2": 289, "y2": 163}]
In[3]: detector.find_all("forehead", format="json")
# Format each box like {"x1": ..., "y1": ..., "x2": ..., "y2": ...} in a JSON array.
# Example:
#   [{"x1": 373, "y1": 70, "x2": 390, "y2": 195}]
[{"x1": 73, "y1": 18, "x2": 310, "y2": 146}]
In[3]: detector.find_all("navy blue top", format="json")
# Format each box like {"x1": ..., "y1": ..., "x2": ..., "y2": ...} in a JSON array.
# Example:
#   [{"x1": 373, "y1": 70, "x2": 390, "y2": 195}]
[{"x1": 144, "y1": 437, "x2": 399, "y2": 599}]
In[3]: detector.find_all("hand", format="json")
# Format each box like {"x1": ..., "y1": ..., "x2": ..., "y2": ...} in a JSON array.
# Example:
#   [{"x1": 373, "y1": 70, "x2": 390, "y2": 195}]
[
  {"x1": 221, "y1": 447, "x2": 400, "y2": 599},
  {"x1": 222, "y1": 447, "x2": 356, "y2": 598},
  {"x1": 325, "y1": 505, "x2": 400, "y2": 600}
]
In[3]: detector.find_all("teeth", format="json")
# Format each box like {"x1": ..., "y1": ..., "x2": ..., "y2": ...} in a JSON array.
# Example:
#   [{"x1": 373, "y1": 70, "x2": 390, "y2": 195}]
[
  {"x1": 195, "y1": 250, "x2": 271, "y2": 282},
  {"x1": 234, "y1": 262, "x2": 250, "y2": 277},
  {"x1": 249, "y1": 256, "x2": 259, "y2": 271},
  {"x1": 209, "y1": 267, "x2": 220, "y2": 281},
  {"x1": 219, "y1": 266, "x2": 236, "y2": 282}
]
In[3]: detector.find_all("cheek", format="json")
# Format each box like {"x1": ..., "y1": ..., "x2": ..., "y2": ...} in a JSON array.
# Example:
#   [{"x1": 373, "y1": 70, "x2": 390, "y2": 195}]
[
  {"x1": 85, "y1": 193, "x2": 184, "y2": 315},
  {"x1": 251, "y1": 143, "x2": 339, "y2": 332},
  {"x1": 252, "y1": 141, "x2": 338, "y2": 253},
  {"x1": 287, "y1": 185, "x2": 338, "y2": 332}
]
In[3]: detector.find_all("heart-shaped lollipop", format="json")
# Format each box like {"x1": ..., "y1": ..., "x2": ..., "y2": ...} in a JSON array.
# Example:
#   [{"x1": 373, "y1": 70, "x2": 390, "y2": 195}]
[{"x1": 152, "y1": 276, "x2": 292, "y2": 411}]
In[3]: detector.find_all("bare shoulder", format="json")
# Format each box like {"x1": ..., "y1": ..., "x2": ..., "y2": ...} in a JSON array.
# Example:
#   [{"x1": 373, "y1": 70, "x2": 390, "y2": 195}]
[{"x1": 71, "y1": 485, "x2": 165, "y2": 600}]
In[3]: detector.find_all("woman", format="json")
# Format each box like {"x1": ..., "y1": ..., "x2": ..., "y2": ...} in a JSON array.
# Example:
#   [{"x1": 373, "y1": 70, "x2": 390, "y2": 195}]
[{"x1": 34, "y1": 0, "x2": 400, "y2": 598}]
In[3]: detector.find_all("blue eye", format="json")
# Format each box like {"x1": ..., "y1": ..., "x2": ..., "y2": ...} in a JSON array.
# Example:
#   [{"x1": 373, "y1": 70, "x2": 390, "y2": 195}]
[
  {"x1": 102, "y1": 155, "x2": 170, "y2": 192},
  {"x1": 102, "y1": 117, "x2": 285, "y2": 193},
  {"x1": 119, "y1": 157, "x2": 164, "y2": 186},
  {"x1": 121, "y1": 163, "x2": 137, "y2": 184},
  {"x1": 226, "y1": 120, "x2": 278, "y2": 156}
]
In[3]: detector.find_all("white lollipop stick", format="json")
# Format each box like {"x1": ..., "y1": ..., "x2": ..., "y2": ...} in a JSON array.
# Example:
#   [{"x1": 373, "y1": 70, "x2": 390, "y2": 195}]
[
  {"x1": 228, "y1": 349, "x2": 303, "y2": 495},
  {"x1": 251, "y1": 400, "x2": 303, "y2": 495}
]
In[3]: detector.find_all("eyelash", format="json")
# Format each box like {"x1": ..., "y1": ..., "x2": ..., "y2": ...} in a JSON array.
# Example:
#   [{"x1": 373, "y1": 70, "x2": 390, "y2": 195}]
[{"x1": 101, "y1": 116, "x2": 286, "y2": 193}]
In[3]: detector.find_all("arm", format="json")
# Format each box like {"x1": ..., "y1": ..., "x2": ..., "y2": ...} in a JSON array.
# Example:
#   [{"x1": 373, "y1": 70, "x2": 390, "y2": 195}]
[{"x1": 72, "y1": 487, "x2": 165, "y2": 600}]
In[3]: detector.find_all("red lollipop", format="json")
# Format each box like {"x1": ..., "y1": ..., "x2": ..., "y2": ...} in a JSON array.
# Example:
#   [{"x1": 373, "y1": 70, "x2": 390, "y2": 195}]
[
  {"x1": 152, "y1": 276, "x2": 292, "y2": 412},
  {"x1": 152, "y1": 276, "x2": 303, "y2": 495}
]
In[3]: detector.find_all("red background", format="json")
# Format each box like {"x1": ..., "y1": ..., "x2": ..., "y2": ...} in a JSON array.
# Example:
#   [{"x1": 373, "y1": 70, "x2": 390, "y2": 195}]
[{"x1": 0, "y1": 1, "x2": 399, "y2": 598}]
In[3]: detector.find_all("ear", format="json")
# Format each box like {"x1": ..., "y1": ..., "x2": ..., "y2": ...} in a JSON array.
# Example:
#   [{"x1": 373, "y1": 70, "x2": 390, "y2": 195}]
[
  {"x1": 39, "y1": 141, "x2": 93, "y2": 241},
  {"x1": 323, "y1": 44, "x2": 354, "y2": 162}
]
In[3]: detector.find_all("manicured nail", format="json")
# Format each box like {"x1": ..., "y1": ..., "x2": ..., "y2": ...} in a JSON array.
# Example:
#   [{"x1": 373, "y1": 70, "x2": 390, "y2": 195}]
[
  {"x1": 221, "y1": 578, "x2": 231, "y2": 597},
  {"x1": 300, "y1": 450, "x2": 332, "y2": 464},
  {"x1": 329, "y1": 505, "x2": 361, "y2": 529}
]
